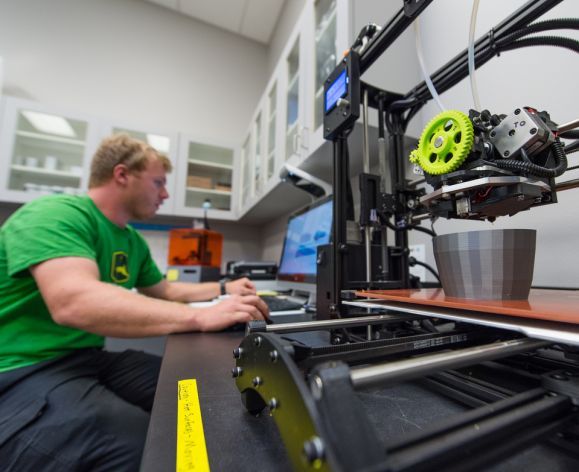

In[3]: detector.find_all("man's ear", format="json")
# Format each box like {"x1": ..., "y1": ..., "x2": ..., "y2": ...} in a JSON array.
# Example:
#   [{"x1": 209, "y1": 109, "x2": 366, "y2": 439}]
[{"x1": 112, "y1": 164, "x2": 130, "y2": 186}]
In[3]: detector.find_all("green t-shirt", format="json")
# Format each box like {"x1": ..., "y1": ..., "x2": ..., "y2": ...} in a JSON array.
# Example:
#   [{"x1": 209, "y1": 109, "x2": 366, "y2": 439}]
[{"x1": 0, "y1": 195, "x2": 163, "y2": 372}]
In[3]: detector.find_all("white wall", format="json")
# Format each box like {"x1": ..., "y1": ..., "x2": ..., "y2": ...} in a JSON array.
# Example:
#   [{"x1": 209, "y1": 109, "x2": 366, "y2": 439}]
[
  {"x1": 0, "y1": 0, "x2": 268, "y2": 143},
  {"x1": 410, "y1": 0, "x2": 579, "y2": 287},
  {"x1": 0, "y1": 0, "x2": 270, "y2": 273}
]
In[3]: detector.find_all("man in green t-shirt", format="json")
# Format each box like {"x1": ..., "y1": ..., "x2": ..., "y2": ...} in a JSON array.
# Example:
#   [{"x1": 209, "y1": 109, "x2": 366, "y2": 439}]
[{"x1": 0, "y1": 134, "x2": 269, "y2": 471}]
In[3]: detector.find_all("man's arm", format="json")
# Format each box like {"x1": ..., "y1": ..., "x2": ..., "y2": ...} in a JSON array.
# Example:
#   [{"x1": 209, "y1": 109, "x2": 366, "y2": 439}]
[
  {"x1": 31, "y1": 257, "x2": 269, "y2": 336},
  {"x1": 138, "y1": 277, "x2": 257, "y2": 302}
]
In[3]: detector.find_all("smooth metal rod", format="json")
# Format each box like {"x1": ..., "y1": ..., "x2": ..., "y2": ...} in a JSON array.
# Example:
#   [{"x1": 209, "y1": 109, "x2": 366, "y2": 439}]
[
  {"x1": 350, "y1": 338, "x2": 549, "y2": 389},
  {"x1": 556, "y1": 178, "x2": 579, "y2": 192},
  {"x1": 262, "y1": 314, "x2": 403, "y2": 334},
  {"x1": 558, "y1": 117, "x2": 579, "y2": 133},
  {"x1": 362, "y1": 88, "x2": 372, "y2": 284},
  {"x1": 363, "y1": 88, "x2": 370, "y2": 173}
]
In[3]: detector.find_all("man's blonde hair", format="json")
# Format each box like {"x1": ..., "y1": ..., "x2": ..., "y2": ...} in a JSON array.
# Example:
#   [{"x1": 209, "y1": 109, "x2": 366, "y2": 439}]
[{"x1": 89, "y1": 133, "x2": 172, "y2": 188}]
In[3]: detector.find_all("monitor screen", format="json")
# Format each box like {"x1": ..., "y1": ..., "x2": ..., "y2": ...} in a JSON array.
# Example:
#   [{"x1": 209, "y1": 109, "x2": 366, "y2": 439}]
[
  {"x1": 278, "y1": 197, "x2": 333, "y2": 284},
  {"x1": 324, "y1": 69, "x2": 347, "y2": 113}
]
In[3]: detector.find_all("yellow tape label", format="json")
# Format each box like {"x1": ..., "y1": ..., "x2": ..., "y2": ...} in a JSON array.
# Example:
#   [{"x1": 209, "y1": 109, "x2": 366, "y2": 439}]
[{"x1": 177, "y1": 379, "x2": 210, "y2": 472}]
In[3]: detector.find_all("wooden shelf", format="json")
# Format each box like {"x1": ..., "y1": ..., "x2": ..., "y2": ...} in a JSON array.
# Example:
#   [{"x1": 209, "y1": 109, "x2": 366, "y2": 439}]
[
  {"x1": 186, "y1": 186, "x2": 231, "y2": 196},
  {"x1": 187, "y1": 159, "x2": 232, "y2": 170}
]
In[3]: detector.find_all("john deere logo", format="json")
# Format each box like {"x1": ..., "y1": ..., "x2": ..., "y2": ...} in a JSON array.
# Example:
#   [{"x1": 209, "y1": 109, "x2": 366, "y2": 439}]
[{"x1": 111, "y1": 252, "x2": 129, "y2": 283}]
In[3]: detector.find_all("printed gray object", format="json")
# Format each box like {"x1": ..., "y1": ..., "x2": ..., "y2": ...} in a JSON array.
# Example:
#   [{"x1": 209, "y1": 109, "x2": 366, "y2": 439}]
[{"x1": 433, "y1": 229, "x2": 536, "y2": 300}]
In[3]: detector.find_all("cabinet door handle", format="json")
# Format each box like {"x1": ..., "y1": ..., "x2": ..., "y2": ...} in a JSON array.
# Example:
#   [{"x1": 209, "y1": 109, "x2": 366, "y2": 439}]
[
  {"x1": 293, "y1": 131, "x2": 299, "y2": 155},
  {"x1": 301, "y1": 126, "x2": 309, "y2": 150}
]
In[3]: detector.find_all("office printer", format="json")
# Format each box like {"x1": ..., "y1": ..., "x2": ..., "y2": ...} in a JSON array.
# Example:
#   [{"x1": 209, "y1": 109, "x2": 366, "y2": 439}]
[{"x1": 227, "y1": 261, "x2": 278, "y2": 280}]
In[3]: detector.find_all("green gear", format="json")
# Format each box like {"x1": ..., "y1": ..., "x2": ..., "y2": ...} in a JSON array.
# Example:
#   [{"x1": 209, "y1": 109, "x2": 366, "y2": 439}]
[{"x1": 411, "y1": 110, "x2": 474, "y2": 175}]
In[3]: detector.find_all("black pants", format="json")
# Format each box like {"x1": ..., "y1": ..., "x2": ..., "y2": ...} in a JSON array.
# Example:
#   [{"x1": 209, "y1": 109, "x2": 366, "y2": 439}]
[{"x1": 0, "y1": 348, "x2": 161, "y2": 471}]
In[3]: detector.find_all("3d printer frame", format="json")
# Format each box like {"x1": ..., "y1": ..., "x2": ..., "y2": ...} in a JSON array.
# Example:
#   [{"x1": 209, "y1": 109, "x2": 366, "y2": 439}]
[
  {"x1": 323, "y1": 0, "x2": 572, "y2": 321},
  {"x1": 233, "y1": 1, "x2": 579, "y2": 470}
]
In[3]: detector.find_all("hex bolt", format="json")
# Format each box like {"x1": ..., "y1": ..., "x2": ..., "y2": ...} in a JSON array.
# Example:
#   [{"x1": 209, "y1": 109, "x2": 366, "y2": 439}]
[
  {"x1": 490, "y1": 130, "x2": 496, "y2": 138},
  {"x1": 310, "y1": 375, "x2": 324, "y2": 400},
  {"x1": 503, "y1": 151, "x2": 510, "y2": 157},
  {"x1": 530, "y1": 127, "x2": 537, "y2": 135},
  {"x1": 252, "y1": 376, "x2": 263, "y2": 387},
  {"x1": 551, "y1": 373, "x2": 569, "y2": 381},
  {"x1": 231, "y1": 367, "x2": 243, "y2": 378},
  {"x1": 269, "y1": 398, "x2": 279, "y2": 410},
  {"x1": 302, "y1": 437, "x2": 325, "y2": 464},
  {"x1": 254, "y1": 336, "x2": 262, "y2": 347},
  {"x1": 515, "y1": 108, "x2": 521, "y2": 115},
  {"x1": 269, "y1": 350, "x2": 279, "y2": 362},
  {"x1": 233, "y1": 347, "x2": 243, "y2": 359},
  {"x1": 509, "y1": 129, "x2": 515, "y2": 136}
]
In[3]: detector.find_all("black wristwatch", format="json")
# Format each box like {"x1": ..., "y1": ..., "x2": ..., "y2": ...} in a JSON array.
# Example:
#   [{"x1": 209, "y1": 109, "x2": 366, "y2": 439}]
[{"x1": 219, "y1": 279, "x2": 228, "y2": 296}]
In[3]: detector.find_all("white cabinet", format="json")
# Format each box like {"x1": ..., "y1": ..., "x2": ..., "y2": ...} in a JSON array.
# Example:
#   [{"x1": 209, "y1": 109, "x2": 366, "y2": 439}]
[
  {"x1": 174, "y1": 135, "x2": 238, "y2": 221},
  {"x1": 238, "y1": 70, "x2": 284, "y2": 217},
  {"x1": 239, "y1": 132, "x2": 253, "y2": 212},
  {"x1": 265, "y1": 80, "x2": 280, "y2": 185},
  {"x1": 281, "y1": 13, "x2": 311, "y2": 165},
  {"x1": 101, "y1": 123, "x2": 178, "y2": 215},
  {"x1": 306, "y1": 0, "x2": 352, "y2": 155},
  {"x1": 0, "y1": 97, "x2": 100, "y2": 203},
  {"x1": 236, "y1": 0, "x2": 348, "y2": 221}
]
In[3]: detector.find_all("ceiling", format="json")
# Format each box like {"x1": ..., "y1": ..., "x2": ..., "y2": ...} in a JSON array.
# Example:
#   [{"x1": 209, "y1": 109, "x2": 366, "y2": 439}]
[{"x1": 144, "y1": 0, "x2": 286, "y2": 44}]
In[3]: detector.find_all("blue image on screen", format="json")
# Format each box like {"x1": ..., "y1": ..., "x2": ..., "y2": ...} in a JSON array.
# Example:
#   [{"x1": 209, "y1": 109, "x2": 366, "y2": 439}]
[
  {"x1": 279, "y1": 199, "x2": 333, "y2": 277},
  {"x1": 325, "y1": 70, "x2": 348, "y2": 113}
]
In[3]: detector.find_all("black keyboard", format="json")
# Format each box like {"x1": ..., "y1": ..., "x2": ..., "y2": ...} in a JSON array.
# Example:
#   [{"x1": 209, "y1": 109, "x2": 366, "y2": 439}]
[{"x1": 260, "y1": 296, "x2": 304, "y2": 312}]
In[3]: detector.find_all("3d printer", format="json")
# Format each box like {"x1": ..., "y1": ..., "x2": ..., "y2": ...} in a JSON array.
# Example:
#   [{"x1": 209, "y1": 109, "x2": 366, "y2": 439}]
[{"x1": 233, "y1": 1, "x2": 579, "y2": 470}]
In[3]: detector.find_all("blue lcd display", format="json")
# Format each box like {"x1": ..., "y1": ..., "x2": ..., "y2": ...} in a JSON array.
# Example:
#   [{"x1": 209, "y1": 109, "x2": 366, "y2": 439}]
[
  {"x1": 325, "y1": 69, "x2": 348, "y2": 113},
  {"x1": 278, "y1": 199, "x2": 332, "y2": 278}
]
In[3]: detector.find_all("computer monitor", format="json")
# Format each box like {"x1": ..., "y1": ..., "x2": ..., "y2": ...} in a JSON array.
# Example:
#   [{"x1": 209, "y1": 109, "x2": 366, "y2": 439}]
[{"x1": 276, "y1": 196, "x2": 332, "y2": 296}]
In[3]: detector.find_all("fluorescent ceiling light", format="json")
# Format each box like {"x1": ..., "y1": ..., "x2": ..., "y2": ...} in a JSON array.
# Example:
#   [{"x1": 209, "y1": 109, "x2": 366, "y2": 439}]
[
  {"x1": 22, "y1": 110, "x2": 76, "y2": 138},
  {"x1": 146, "y1": 134, "x2": 170, "y2": 153}
]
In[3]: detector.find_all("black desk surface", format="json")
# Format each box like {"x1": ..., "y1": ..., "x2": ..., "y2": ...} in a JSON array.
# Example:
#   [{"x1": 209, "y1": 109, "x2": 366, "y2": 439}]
[{"x1": 141, "y1": 331, "x2": 579, "y2": 472}]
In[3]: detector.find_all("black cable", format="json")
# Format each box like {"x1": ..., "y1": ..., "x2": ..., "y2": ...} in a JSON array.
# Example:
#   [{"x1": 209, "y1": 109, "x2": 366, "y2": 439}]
[
  {"x1": 396, "y1": 32, "x2": 578, "y2": 117},
  {"x1": 520, "y1": 147, "x2": 533, "y2": 164},
  {"x1": 560, "y1": 130, "x2": 579, "y2": 139},
  {"x1": 499, "y1": 18, "x2": 579, "y2": 45},
  {"x1": 495, "y1": 137, "x2": 567, "y2": 177},
  {"x1": 409, "y1": 224, "x2": 437, "y2": 238},
  {"x1": 409, "y1": 257, "x2": 441, "y2": 283},
  {"x1": 382, "y1": 217, "x2": 437, "y2": 238},
  {"x1": 499, "y1": 35, "x2": 579, "y2": 54},
  {"x1": 564, "y1": 140, "x2": 579, "y2": 154}
]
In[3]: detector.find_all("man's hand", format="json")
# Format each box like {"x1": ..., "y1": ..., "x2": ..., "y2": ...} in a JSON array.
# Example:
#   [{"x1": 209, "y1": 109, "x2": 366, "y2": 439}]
[
  {"x1": 225, "y1": 277, "x2": 256, "y2": 296},
  {"x1": 195, "y1": 294, "x2": 269, "y2": 331}
]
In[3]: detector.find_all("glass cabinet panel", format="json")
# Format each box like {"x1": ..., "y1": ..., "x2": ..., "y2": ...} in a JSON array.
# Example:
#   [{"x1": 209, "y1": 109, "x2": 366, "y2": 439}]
[
  {"x1": 253, "y1": 113, "x2": 262, "y2": 195},
  {"x1": 285, "y1": 37, "x2": 300, "y2": 160},
  {"x1": 184, "y1": 142, "x2": 233, "y2": 212},
  {"x1": 112, "y1": 127, "x2": 171, "y2": 155},
  {"x1": 241, "y1": 134, "x2": 251, "y2": 207},
  {"x1": 8, "y1": 109, "x2": 88, "y2": 195},
  {"x1": 314, "y1": 0, "x2": 338, "y2": 130},
  {"x1": 266, "y1": 84, "x2": 277, "y2": 180}
]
